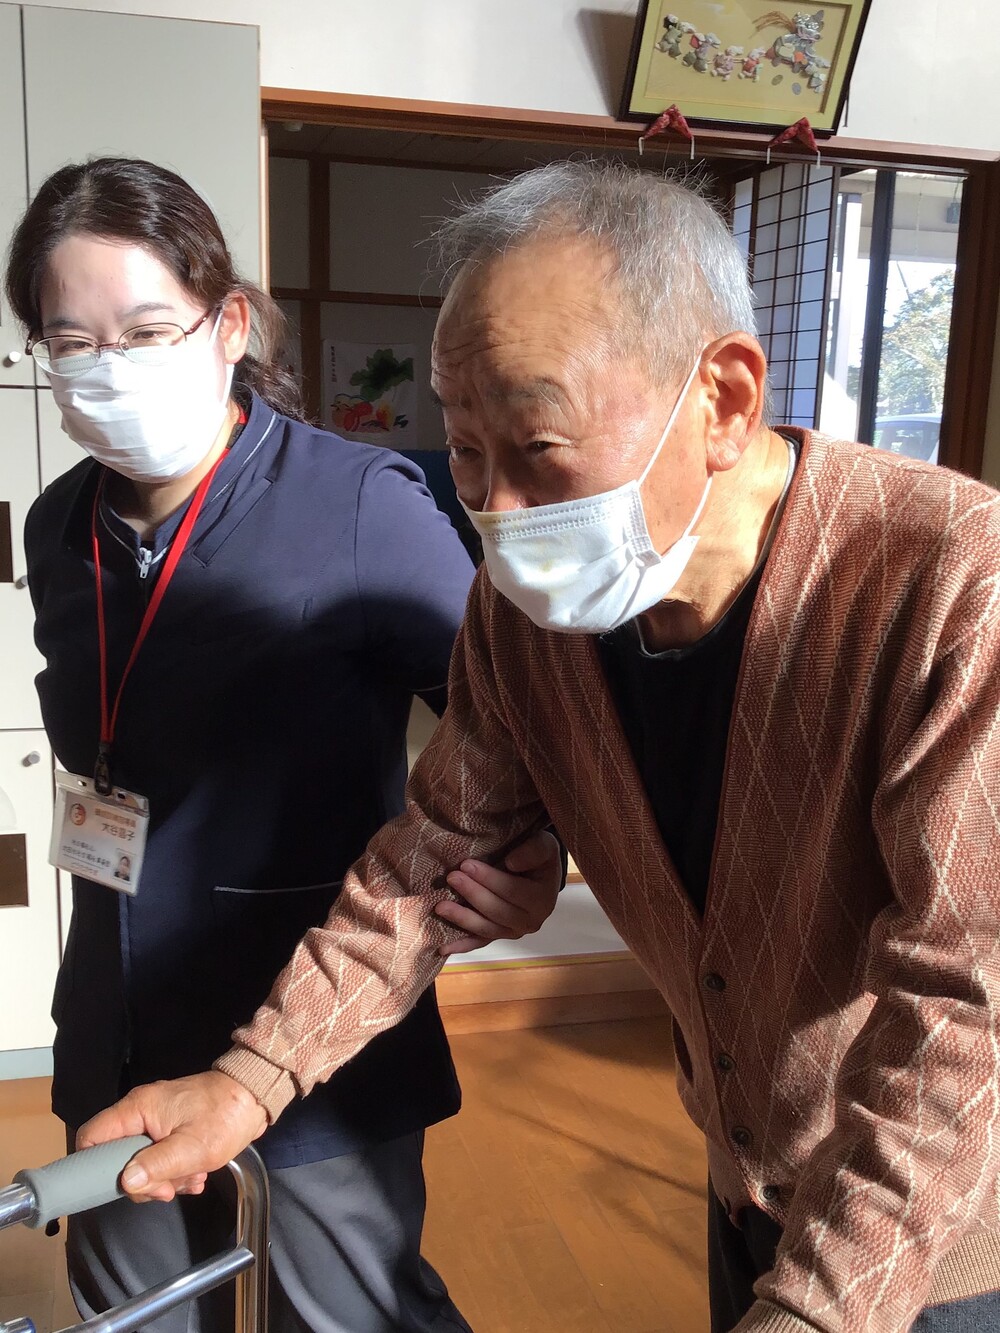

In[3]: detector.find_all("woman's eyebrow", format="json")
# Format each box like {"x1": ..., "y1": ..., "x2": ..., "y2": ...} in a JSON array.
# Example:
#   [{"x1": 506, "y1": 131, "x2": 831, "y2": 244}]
[{"x1": 43, "y1": 302, "x2": 177, "y2": 333}]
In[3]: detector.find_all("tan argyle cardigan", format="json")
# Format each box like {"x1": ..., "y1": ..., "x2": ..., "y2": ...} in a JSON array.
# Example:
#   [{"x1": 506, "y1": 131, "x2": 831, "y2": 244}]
[{"x1": 217, "y1": 432, "x2": 1000, "y2": 1332}]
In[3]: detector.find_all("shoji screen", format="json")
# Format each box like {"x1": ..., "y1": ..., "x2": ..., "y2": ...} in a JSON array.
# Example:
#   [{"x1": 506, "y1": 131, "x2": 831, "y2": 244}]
[{"x1": 735, "y1": 164, "x2": 838, "y2": 429}]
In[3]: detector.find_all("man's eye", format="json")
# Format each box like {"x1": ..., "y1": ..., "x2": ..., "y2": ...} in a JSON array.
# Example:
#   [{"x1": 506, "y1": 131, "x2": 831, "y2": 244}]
[{"x1": 448, "y1": 445, "x2": 476, "y2": 460}]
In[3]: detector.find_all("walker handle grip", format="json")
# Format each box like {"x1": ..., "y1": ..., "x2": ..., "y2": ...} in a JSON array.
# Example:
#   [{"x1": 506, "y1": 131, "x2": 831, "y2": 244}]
[{"x1": 13, "y1": 1135, "x2": 154, "y2": 1228}]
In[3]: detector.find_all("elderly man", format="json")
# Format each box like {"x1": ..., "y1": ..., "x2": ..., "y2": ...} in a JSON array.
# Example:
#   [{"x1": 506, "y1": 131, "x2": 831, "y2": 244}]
[{"x1": 81, "y1": 162, "x2": 1000, "y2": 1332}]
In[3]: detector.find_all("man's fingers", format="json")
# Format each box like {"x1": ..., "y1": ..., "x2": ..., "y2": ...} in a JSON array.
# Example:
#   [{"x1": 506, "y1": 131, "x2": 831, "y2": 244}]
[
  {"x1": 77, "y1": 1101, "x2": 149, "y2": 1150},
  {"x1": 174, "y1": 1173, "x2": 209, "y2": 1196},
  {"x1": 135, "y1": 1182, "x2": 179, "y2": 1204},
  {"x1": 120, "y1": 1134, "x2": 219, "y2": 1198},
  {"x1": 74, "y1": 1071, "x2": 268, "y2": 1203}
]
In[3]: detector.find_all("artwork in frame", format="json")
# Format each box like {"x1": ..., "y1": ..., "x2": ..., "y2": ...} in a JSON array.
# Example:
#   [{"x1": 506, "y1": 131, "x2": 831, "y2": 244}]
[
  {"x1": 322, "y1": 341, "x2": 418, "y2": 447},
  {"x1": 619, "y1": 1, "x2": 872, "y2": 134}
]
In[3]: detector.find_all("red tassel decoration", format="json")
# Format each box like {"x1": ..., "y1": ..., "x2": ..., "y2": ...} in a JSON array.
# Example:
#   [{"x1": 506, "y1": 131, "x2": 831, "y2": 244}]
[
  {"x1": 639, "y1": 105, "x2": 695, "y2": 157},
  {"x1": 766, "y1": 117, "x2": 821, "y2": 163}
]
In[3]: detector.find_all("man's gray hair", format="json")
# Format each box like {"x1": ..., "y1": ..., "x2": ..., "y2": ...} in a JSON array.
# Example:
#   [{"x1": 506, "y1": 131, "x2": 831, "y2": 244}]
[{"x1": 432, "y1": 159, "x2": 758, "y2": 384}]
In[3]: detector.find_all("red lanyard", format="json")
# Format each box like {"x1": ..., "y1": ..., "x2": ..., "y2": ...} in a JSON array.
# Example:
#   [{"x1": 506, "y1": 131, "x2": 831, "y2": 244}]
[{"x1": 90, "y1": 453, "x2": 226, "y2": 794}]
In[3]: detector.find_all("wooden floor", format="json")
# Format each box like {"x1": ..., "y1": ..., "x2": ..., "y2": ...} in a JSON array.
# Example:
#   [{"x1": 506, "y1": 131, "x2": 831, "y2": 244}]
[
  {"x1": 0, "y1": 1077, "x2": 77, "y2": 1333},
  {"x1": 0, "y1": 1016, "x2": 708, "y2": 1333}
]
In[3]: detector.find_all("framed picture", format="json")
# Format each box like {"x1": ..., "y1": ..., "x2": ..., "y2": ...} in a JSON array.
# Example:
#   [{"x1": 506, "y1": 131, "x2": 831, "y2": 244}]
[
  {"x1": 322, "y1": 341, "x2": 419, "y2": 447},
  {"x1": 619, "y1": 2, "x2": 872, "y2": 134}
]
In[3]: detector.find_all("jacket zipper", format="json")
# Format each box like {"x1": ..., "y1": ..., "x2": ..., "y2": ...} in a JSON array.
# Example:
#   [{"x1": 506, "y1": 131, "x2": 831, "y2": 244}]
[
  {"x1": 137, "y1": 546, "x2": 154, "y2": 608},
  {"x1": 119, "y1": 543, "x2": 155, "y2": 1067}
]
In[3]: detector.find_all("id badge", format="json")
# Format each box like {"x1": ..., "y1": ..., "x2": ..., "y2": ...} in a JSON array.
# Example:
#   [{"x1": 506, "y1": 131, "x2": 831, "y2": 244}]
[{"x1": 49, "y1": 771, "x2": 149, "y2": 896}]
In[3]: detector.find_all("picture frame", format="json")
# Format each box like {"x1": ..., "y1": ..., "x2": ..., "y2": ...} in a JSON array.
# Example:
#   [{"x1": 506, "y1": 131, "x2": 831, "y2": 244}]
[{"x1": 619, "y1": 1, "x2": 872, "y2": 135}]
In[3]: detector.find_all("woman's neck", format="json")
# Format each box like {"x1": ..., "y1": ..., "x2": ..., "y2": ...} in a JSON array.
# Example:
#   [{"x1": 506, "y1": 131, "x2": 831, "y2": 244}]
[{"x1": 107, "y1": 398, "x2": 240, "y2": 541}]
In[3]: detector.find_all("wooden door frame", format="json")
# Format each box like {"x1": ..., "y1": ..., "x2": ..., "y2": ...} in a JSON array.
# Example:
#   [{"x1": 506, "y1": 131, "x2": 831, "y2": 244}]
[{"x1": 263, "y1": 87, "x2": 1000, "y2": 478}]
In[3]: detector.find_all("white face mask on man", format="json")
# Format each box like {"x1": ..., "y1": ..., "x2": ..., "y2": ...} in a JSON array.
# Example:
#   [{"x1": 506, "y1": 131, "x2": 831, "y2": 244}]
[
  {"x1": 461, "y1": 354, "x2": 710, "y2": 635},
  {"x1": 46, "y1": 311, "x2": 234, "y2": 484}
]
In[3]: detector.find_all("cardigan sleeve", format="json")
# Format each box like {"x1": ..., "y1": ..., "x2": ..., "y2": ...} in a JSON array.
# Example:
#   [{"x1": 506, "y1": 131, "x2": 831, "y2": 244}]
[
  {"x1": 746, "y1": 569, "x2": 1000, "y2": 1332},
  {"x1": 214, "y1": 570, "x2": 548, "y2": 1119}
]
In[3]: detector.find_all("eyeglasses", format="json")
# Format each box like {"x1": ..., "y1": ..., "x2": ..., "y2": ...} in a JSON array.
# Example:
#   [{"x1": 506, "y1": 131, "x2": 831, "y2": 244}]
[{"x1": 27, "y1": 309, "x2": 217, "y2": 377}]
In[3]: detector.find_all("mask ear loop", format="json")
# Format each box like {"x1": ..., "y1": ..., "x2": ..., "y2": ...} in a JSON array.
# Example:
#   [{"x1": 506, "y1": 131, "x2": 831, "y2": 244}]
[
  {"x1": 207, "y1": 308, "x2": 225, "y2": 346},
  {"x1": 680, "y1": 471, "x2": 714, "y2": 539},
  {"x1": 208, "y1": 306, "x2": 237, "y2": 409},
  {"x1": 638, "y1": 355, "x2": 705, "y2": 487}
]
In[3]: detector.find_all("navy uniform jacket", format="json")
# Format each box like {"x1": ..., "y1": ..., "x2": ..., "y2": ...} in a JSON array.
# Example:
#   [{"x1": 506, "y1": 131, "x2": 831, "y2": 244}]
[{"x1": 25, "y1": 394, "x2": 473, "y2": 1167}]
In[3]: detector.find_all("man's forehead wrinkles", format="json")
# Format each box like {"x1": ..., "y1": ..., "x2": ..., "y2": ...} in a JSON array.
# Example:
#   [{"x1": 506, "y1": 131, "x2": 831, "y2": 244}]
[
  {"x1": 432, "y1": 377, "x2": 569, "y2": 414},
  {"x1": 429, "y1": 386, "x2": 471, "y2": 411},
  {"x1": 484, "y1": 377, "x2": 569, "y2": 407}
]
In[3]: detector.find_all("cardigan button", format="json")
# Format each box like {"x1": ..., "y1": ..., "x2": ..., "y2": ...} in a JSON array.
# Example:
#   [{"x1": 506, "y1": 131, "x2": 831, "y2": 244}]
[
  {"x1": 731, "y1": 1125, "x2": 752, "y2": 1149},
  {"x1": 761, "y1": 1184, "x2": 781, "y2": 1204},
  {"x1": 716, "y1": 1052, "x2": 735, "y2": 1073},
  {"x1": 704, "y1": 972, "x2": 726, "y2": 993}
]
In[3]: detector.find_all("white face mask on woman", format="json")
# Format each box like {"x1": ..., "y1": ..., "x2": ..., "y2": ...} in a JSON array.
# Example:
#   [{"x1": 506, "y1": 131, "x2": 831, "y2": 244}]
[
  {"x1": 47, "y1": 312, "x2": 233, "y2": 483},
  {"x1": 461, "y1": 355, "x2": 710, "y2": 635}
]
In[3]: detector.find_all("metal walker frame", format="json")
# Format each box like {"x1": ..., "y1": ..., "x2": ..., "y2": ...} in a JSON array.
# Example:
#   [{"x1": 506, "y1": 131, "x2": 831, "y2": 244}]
[{"x1": 0, "y1": 1138, "x2": 269, "y2": 1333}]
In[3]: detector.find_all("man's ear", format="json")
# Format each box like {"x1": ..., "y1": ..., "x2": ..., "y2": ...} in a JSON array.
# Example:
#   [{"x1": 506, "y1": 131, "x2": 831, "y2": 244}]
[{"x1": 702, "y1": 333, "x2": 767, "y2": 473}]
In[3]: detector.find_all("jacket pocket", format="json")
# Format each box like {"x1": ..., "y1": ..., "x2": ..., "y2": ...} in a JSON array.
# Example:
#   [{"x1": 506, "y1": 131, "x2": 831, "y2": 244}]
[{"x1": 212, "y1": 880, "x2": 343, "y2": 1028}]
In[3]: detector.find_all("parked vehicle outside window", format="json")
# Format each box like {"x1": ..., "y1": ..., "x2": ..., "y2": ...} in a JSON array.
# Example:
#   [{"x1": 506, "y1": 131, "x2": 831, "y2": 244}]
[{"x1": 872, "y1": 413, "x2": 940, "y2": 464}]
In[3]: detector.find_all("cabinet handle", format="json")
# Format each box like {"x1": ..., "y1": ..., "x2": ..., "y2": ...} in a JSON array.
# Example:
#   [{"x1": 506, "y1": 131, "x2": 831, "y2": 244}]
[
  {"x1": 23, "y1": 752, "x2": 41, "y2": 767},
  {"x1": 14, "y1": 575, "x2": 28, "y2": 590},
  {"x1": 4, "y1": 350, "x2": 23, "y2": 366}
]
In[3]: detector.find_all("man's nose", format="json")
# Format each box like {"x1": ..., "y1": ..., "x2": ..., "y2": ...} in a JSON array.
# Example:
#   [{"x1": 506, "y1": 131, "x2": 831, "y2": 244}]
[{"x1": 482, "y1": 477, "x2": 527, "y2": 513}]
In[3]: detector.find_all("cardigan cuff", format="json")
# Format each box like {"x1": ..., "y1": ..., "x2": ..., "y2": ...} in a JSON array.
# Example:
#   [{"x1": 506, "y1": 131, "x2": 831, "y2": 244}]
[
  {"x1": 733, "y1": 1299, "x2": 823, "y2": 1333},
  {"x1": 213, "y1": 1046, "x2": 298, "y2": 1124}
]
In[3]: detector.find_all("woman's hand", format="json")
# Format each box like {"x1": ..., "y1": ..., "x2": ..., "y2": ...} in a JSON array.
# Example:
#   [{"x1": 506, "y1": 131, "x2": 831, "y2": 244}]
[{"x1": 434, "y1": 828, "x2": 563, "y2": 957}]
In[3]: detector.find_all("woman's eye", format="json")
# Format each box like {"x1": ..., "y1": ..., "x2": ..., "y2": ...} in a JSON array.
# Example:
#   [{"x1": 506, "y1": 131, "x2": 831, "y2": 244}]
[
  {"x1": 448, "y1": 445, "x2": 477, "y2": 461},
  {"x1": 53, "y1": 338, "x2": 92, "y2": 355}
]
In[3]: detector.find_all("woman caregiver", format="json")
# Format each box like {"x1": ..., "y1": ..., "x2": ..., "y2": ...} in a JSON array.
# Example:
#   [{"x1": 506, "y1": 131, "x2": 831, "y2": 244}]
[{"x1": 5, "y1": 158, "x2": 562, "y2": 1333}]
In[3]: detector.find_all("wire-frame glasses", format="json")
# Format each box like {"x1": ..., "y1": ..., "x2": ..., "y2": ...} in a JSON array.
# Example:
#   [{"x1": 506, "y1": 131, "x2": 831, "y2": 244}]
[{"x1": 27, "y1": 309, "x2": 217, "y2": 377}]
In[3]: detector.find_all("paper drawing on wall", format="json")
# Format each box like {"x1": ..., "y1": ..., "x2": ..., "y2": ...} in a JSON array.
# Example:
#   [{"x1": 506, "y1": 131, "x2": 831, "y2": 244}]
[
  {"x1": 620, "y1": 0, "x2": 871, "y2": 132},
  {"x1": 323, "y1": 342, "x2": 418, "y2": 447}
]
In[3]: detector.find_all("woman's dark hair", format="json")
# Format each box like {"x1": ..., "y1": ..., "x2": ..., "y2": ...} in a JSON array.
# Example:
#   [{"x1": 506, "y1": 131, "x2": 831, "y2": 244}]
[{"x1": 4, "y1": 156, "x2": 305, "y2": 421}]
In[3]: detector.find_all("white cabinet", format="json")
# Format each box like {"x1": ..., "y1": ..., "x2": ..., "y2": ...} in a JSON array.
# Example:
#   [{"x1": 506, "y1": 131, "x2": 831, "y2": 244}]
[
  {"x1": 21, "y1": 6, "x2": 261, "y2": 285},
  {"x1": 0, "y1": 1, "x2": 261, "y2": 1062},
  {"x1": 0, "y1": 732, "x2": 59, "y2": 1053},
  {"x1": 0, "y1": 388, "x2": 43, "y2": 729},
  {"x1": 0, "y1": 5, "x2": 33, "y2": 387}
]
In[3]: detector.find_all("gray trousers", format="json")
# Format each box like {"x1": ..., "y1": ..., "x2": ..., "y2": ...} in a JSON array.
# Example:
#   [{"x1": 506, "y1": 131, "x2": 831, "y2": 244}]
[
  {"x1": 707, "y1": 1183, "x2": 1000, "y2": 1331},
  {"x1": 66, "y1": 1130, "x2": 472, "y2": 1333}
]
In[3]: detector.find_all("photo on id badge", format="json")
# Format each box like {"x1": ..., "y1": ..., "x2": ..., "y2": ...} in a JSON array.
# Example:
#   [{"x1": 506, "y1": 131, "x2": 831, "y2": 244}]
[{"x1": 49, "y1": 770, "x2": 149, "y2": 895}]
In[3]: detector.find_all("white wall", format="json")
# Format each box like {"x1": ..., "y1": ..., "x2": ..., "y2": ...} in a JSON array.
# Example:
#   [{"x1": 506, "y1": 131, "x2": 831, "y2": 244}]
[
  {"x1": 271, "y1": 160, "x2": 498, "y2": 448},
  {"x1": 269, "y1": 157, "x2": 310, "y2": 290},
  {"x1": 329, "y1": 163, "x2": 488, "y2": 295},
  {"x1": 28, "y1": 0, "x2": 1000, "y2": 152}
]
